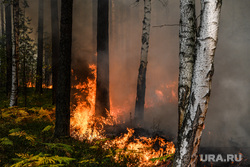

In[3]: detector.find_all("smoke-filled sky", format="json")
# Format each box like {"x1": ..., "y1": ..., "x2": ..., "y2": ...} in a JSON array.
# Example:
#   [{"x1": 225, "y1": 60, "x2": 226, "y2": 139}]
[{"x1": 24, "y1": 0, "x2": 250, "y2": 147}]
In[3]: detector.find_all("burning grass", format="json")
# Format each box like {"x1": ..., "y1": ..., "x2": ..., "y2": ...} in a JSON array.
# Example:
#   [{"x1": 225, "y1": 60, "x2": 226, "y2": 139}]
[{"x1": 70, "y1": 64, "x2": 176, "y2": 166}]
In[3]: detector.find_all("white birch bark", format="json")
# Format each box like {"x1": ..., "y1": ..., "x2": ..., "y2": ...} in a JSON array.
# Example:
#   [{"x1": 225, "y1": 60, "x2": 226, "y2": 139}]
[
  {"x1": 178, "y1": 0, "x2": 196, "y2": 131},
  {"x1": 135, "y1": 0, "x2": 151, "y2": 124},
  {"x1": 10, "y1": 0, "x2": 19, "y2": 107},
  {"x1": 173, "y1": 0, "x2": 222, "y2": 166}
]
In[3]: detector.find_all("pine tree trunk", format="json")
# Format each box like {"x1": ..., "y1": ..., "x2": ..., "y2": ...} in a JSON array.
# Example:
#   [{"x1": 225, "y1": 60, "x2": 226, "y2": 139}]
[
  {"x1": 173, "y1": 1, "x2": 222, "y2": 166},
  {"x1": 5, "y1": 0, "x2": 12, "y2": 96},
  {"x1": 134, "y1": 0, "x2": 151, "y2": 125},
  {"x1": 51, "y1": 0, "x2": 59, "y2": 104},
  {"x1": 44, "y1": 42, "x2": 50, "y2": 88},
  {"x1": 92, "y1": 0, "x2": 97, "y2": 60},
  {"x1": 10, "y1": 0, "x2": 19, "y2": 107},
  {"x1": 54, "y1": 0, "x2": 73, "y2": 138},
  {"x1": 36, "y1": 0, "x2": 44, "y2": 94},
  {"x1": 95, "y1": 0, "x2": 110, "y2": 117}
]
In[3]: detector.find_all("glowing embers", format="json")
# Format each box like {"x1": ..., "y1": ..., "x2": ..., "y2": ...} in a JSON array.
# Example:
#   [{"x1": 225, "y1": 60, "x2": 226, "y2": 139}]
[{"x1": 70, "y1": 64, "x2": 175, "y2": 166}]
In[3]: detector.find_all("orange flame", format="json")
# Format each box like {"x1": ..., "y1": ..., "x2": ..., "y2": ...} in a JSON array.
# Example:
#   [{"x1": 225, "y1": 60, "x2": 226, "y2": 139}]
[{"x1": 70, "y1": 64, "x2": 175, "y2": 166}]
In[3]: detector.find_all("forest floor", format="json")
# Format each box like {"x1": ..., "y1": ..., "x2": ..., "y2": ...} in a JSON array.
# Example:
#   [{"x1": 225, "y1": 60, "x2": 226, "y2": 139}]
[{"x1": 0, "y1": 88, "x2": 173, "y2": 167}]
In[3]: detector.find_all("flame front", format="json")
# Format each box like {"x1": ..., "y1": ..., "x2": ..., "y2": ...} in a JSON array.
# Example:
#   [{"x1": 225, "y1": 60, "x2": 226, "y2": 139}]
[{"x1": 70, "y1": 64, "x2": 175, "y2": 166}]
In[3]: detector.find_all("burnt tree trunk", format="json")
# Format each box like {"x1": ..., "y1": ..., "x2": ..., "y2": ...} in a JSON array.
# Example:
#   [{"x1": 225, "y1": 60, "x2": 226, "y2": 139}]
[
  {"x1": 173, "y1": 0, "x2": 222, "y2": 166},
  {"x1": 36, "y1": 0, "x2": 44, "y2": 94},
  {"x1": 5, "y1": 0, "x2": 12, "y2": 96},
  {"x1": 51, "y1": 0, "x2": 59, "y2": 104},
  {"x1": 134, "y1": 0, "x2": 151, "y2": 125},
  {"x1": 10, "y1": 0, "x2": 19, "y2": 107},
  {"x1": 95, "y1": 0, "x2": 110, "y2": 117},
  {"x1": 54, "y1": 0, "x2": 73, "y2": 138},
  {"x1": 92, "y1": 0, "x2": 97, "y2": 60}
]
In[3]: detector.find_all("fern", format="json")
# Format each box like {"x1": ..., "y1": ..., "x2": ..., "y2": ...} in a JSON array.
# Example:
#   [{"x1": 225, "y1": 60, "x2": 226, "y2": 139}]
[
  {"x1": 9, "y1": 128, "x2": 37, "y2": 145},
  {"x1": 43, "y1": 143, "x2": 74, "y2": 153},
  {"x1": 11, "y1": 153, "x2": 75, "y2": 167},
  {"x1": 0, "y1": 137, "x2": 13, "y2": 146},
  {"x1": 42, "y1": 125, "x2": 54, "y2": 133}
]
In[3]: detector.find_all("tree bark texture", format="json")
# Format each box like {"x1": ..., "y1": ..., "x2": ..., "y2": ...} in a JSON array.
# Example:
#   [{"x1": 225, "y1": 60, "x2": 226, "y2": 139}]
[
  {"x1": 95, "y1": 0, "x2": 110, "y2": 117},
  {"x1": 177, "y1": 0, "x2": 196, "y2": 131},
  {"x1": 134, "y1": 0, "x2": 151, "y2": 125},
  {"x1": 10, "y1": 0, "x2": 19, "y2": 107},
  {"x1": 5, "y1": 0, "x2": 12, "y2": 96},
  {"x1": 173, "y1": 0, "x2": 222, "y2": 166},
  {"x1": 51, "y1": 0, "x2": 60, "y2": 104},
  {"x1": 54, "y1": 0, "x2": 73, "y2": 138},
  {"x1": 36, "y1": 0, "x2": 44, "y2": 94}
]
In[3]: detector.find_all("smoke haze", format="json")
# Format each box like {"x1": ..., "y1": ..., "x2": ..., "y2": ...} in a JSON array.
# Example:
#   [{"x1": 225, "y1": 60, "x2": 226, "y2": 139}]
[{"x1": 24, "y1": 0, "x2": 250, "y2": 147}]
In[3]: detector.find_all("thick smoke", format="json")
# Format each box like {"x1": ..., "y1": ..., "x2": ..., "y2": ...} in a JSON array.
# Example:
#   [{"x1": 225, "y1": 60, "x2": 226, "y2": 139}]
[{"x1": 25, "y1": 0, "x2": 250, "y2": 148}]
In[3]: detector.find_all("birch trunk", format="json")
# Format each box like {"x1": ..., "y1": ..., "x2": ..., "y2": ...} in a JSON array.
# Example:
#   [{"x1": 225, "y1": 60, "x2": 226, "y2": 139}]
[
  {"x1": 54, "y1": 0, "x2": 73, "y2": 138},
  {"x1": 10, "y1": 0, "x2": 19, "y2": 107},
  {"x1": 177, "y1": 0, "x2": 196, "y2": 131},
  {"x1": 51, "y1": 0, "x2": 59, "y2": 104},
  {"x1": 174, "y1": 0, "x2": 196, "y2": 164},
  {"x1": 5, "y1": 0, "x2": 12, "y2": 96},
  {"x1": 173, "y1": 0, "x2": 222, "y2": 166},
  {"x1": 36, "y1": 0, "x2": 44, "y2": 94},
  {"x1": 135, "y1": 0, "x2": 151, "y2": 125}
]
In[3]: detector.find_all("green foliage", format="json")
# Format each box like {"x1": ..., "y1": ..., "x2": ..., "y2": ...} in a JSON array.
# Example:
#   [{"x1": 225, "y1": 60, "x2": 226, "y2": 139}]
[
  {"x1": 43, "y1": 143, "x2": 74, "y2": 154},
  {"x1": 0, "y1": 137, "x2": 13, "y2": 146},
  {"x1": 11, "y1": 153, "x2": 75, "y2": 167},
  {"x1": 150, "y1": 153, "x2": 175, "y2": 163},
  {"x1": 9, "y1": 128, "x2": 37, "y2": 145}
]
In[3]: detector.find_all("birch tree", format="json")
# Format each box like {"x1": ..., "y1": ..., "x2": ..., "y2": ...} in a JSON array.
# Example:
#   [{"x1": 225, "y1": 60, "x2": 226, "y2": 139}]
[
  {"x1": 54, "y1": 0, "x2": 73, "y2": 137},
  {"x1": 5, "y1": 0, "x2": 12, "y2": 96},
  {"x1": 173, "y1": 0, "x2": 222, "y2": 166},
  {"x1": 134, "y1": 0, "x2": 151, "y2": 125},
  {"x1": 10, "y1": 0, "x2": 20, "y2": 107},
  {"x1": 177, "y1": 0, "x2": 196, "y2": 131}
]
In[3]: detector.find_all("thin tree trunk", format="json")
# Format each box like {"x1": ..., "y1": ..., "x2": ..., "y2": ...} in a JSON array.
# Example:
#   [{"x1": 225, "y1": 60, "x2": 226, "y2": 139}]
[
  {"x1": 0, "y1": 1, "x2": 4, "y2": 88},
  {"x1": 1, "y1": 1, "x2": 4, "y2": 36},
  {"x1": 95, "y1": 0, "x2": 110, "y2": 117},
  {"x1": 54, "y1": 0, "x2": 73, "y2": 138},
  {"x1": 10, "y1": 0, "x2": 19, "y2": 107},
  {"x1": 177, "y1": 0, "x2": 196, "y2": 131},
  {"x1": 51, "y1": 0, "x2": 59, "y2": 104},
  {"x1": 134, "y1": 0, "x2": 151, "y2": 125},
  {"x1": 5, "y1": 0, "x2": 12, "y2": 96},
  {"x1": 174, "y1": 0, "x2": 196, "y2": 164},
  {"x1": 173, "y1": 1, "x2": 222, "y2": 166},
  {"x1": 36, "y1": 0, "x2": 44, "y2": 94},
  {"x1": 44, "y1": 42, "x2": 50, "y2": 88},
  {"x1": 92, "y1": 0, "x2": 97, "y2": 60}
]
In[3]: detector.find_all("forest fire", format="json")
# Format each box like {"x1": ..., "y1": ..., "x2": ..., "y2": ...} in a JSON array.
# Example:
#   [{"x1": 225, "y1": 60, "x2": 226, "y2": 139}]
[
  {"x1": 70, "y1": 64, "x2": 175, "y2": 166},
  {"x1": 26, "y1": 82, "x2": 52, "y2": 89}
]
